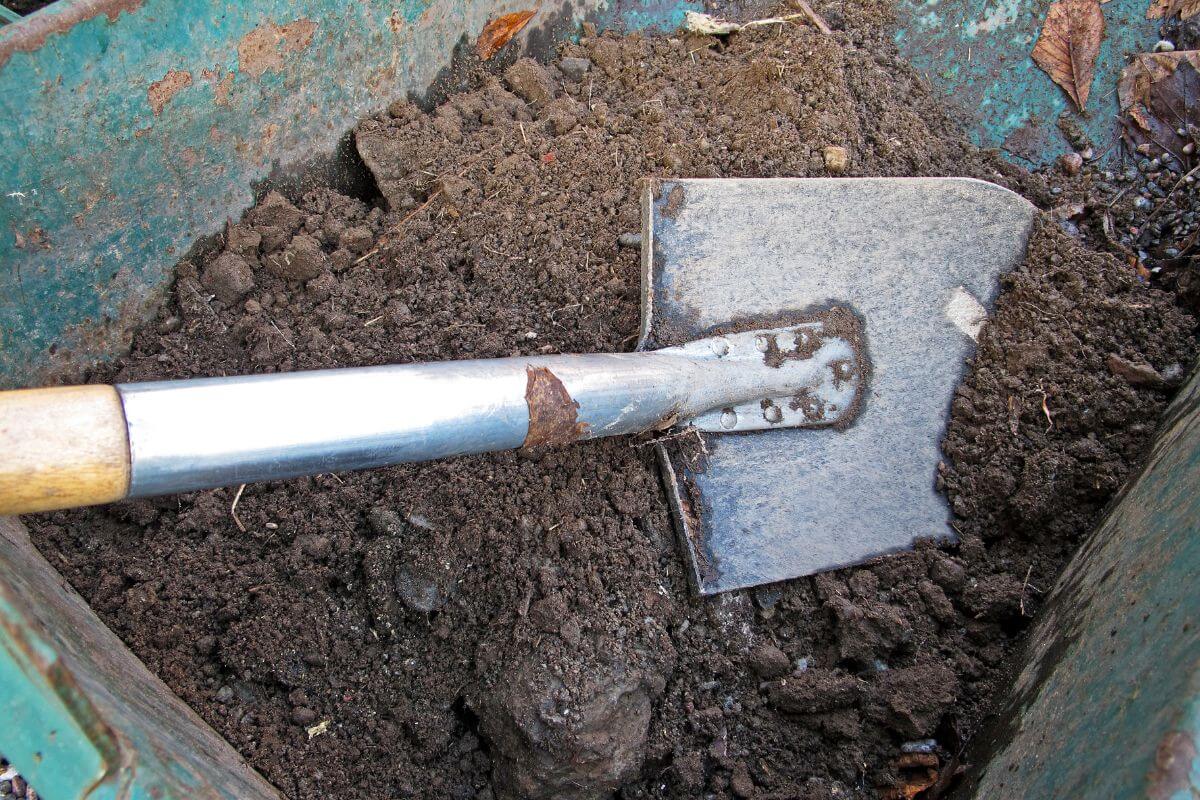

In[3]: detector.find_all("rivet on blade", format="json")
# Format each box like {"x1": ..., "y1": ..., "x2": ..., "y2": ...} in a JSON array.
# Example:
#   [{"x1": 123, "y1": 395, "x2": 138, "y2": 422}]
[
  {"x1": 720, "y1": 409, "x2": 737, "y2": 429},
  {"x1": 764, "y1": 406, "x2": 783, "y2": 424},
  {"x1": 711, "y1": 338, "x2": 730, "y2": 356}
]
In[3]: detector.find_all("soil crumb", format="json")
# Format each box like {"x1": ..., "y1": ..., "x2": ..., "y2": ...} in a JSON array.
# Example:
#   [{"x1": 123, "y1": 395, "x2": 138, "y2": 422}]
[{"x1": 25, "y1": 11, "x2": 1195, "y2": 800}]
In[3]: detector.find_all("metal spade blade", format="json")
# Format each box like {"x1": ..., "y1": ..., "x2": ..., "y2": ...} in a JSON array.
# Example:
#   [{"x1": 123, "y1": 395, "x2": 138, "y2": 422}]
[{"x1": 640, "y1": 178, "x2": 1036, "y2": 594}]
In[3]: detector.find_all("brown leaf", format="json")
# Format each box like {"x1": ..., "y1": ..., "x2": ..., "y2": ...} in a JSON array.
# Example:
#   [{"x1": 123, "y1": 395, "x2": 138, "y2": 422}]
[
  {"x1": 476, "y1": 10, "x2": 537, "y2": 61},
  {"x1": 1032, "y1": 0, "x2": 1106, "y2": 111},
  {"x1": 1118, "y1": 51, "x2": 1200, "y2": 164},
  {"x1": 1147, "y1": 0, "x2": 1200, "y2": 19},
  {"x1": 880, "y1": 770, "x2": 939, "y2": 800}
]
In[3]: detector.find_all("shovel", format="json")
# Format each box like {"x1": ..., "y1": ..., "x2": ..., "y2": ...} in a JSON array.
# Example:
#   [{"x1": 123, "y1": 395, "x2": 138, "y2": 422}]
[{"x1": 0, "y1": 178, "x2": 1035, "y2": 593}]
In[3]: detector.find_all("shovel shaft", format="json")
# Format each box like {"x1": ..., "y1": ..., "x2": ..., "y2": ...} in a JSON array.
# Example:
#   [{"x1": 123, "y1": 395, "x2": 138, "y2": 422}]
[
  {"x1": 0, "y1": 323, "x2": 862, "y2": 514},
  {"x1": 117, "y1": 353, "x2": 703, "y2": 499}
]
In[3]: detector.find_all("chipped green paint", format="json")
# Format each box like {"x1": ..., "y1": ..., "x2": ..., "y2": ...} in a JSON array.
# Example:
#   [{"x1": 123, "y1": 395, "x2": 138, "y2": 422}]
[
  {"x1": 893, "y1": 0, "x2": 1161, "y2": 164},
  {"x1": 0, "y1": 0, "x2": 585, "y2": 389}
]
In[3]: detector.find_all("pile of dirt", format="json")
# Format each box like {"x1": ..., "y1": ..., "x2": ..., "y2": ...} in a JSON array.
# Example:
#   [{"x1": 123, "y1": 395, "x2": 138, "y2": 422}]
[{"x1": 25, "y1": 10, "x2": 1196, "y2": 800}]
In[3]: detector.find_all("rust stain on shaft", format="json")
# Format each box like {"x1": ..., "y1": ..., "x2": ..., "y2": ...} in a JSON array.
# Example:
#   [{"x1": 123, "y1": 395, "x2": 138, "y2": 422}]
[{"x1": 523, "y1": 367, "x2": 589, "y2": 448}]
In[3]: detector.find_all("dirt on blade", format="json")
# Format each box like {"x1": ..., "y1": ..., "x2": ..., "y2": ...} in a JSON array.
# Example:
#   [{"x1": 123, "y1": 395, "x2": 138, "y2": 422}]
[{"x1": 23, "y1": 7, "x2": 1196, "y2": 800}]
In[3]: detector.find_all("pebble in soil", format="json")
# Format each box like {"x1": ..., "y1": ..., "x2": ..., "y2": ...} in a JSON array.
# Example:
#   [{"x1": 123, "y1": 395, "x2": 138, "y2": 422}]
[{"x1": 24, "y1": 11, "x2": 1197, "y2": 800}]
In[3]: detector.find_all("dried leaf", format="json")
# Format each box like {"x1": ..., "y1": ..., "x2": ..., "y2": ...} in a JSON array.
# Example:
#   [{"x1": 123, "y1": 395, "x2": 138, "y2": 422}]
[
  {"x1": 1031, "y1": 0, "x2": 1106, "y2": 111},
  {"x1": 1147, "y1": 0, "x2": 1200, "y2": 19},
  {"x1": 476, "y1": 9, "x2": 536, "y2": 61},
  {"x1": 881, "y1": 770, "x2": 939, "y2": 800},
  {"x1": 1118, "y1": 51, "x2": 1200, "y2": 163}
]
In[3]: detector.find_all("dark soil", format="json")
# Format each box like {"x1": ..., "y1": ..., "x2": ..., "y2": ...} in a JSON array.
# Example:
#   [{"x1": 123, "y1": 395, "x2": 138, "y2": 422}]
[
  {"x1": 24, "y1": 8, "x2": 1197, "y2": 800},
  {"x1": 0, "y1": 0, "x2": 53, "y2": 15}
]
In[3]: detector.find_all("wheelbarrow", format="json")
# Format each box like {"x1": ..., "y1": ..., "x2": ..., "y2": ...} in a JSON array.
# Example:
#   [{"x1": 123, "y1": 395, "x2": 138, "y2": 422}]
[{"x1": 0, "y1": 1, "x2": 1196, "y2": 799}]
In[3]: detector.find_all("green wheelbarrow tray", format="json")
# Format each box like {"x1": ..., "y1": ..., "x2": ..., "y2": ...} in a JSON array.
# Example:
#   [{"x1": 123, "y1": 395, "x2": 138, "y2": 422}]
[{"x1": 0, "y1": 0, "x2": 1197, "y2": 798}]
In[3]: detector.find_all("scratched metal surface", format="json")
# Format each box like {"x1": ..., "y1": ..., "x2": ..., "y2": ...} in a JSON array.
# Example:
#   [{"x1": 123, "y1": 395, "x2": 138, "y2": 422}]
[
  {"x1": 962, "y1": 366, "x2": 1200, "y2": 800},
  {"x1": 893, "y1": 0, "x2": 1159, "y2": 166},
  {"x1": 643, "y1": 178, "x2": 1036, "y2": 593},
  {"x1": 0, "y1": 516, "x2": 282, "y2": 800}
]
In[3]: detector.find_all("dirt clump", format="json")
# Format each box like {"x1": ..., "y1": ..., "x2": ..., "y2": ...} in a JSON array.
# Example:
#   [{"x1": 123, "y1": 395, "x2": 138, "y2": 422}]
[{"x1": 23, "y1": 13, "x2": 1196, "y2": 800}]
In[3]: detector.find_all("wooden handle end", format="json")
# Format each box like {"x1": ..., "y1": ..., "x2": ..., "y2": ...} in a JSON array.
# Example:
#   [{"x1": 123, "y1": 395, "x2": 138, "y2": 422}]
[{"x1": 0, "y1": 385, "x2": 131, "y2": 515}]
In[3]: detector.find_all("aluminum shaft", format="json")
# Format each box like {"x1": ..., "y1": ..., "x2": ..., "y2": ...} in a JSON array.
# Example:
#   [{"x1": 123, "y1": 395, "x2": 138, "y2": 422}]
[{"x1": 118, "y1": 324, "x2": 862, "y2": 498}]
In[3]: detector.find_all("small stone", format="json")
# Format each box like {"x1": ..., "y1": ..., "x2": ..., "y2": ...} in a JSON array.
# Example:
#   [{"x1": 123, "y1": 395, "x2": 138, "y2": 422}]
[
  {"x1": 823, "y1": 145, "x2": 849, "y2": 174},
  {"x1": 929, "y1": 555, "x2": 967, "y2": 592},
  {"x1": 156, "y1": 315, "x2": 183, "y2": 334},
  {"x1": 306, "y1": 271, "x2": 338, "y2": 303},
  {"x1": 1135, "y1": 196, "x2": 1153, "y2": 211},
  {"x1": 330, "y1": 248, "x2": 355, "y2": 272},
  {"x1": 730, "y1": 762, "x2": 755, "y2": 798},
  {"x1": 201, "y1": 252, "x2": 255, "y2": 304},
  {"x1": 1107, "y1": 354, "x2": 1167, "y2": 389},
  {"x1": 559, "y1": 57, "x2": 592, "y2": 81},
  {"x1": 216, "y1": 685, "x2": 235, "y2": 704},
  {"x1": 246, "y1": 191, "x2": 303, "y2": 232},
  {"x1": 196, "y1": 634, "x2": 217, "y2": 654},
  {"x1": 618, "y1": 232, "x2": 642, "y2": 248},
  {"x1": 264, "y1": 234, "x2": 328, "y2": 280},
  {"x1": 339, "y1": 225, "x2": 374, "y2": 254},
  {"x1": 226, "y1": 224, "x2": 262, "y2": 259},
  {"x1": 901, "y1": 739, "x2": 938, "y2": 754},
  {"x1": 748, "y1": 644, "x2": 791, "y2": 678},
  {"x1": 291, "y1": 706, "x2": 317, "y2": 725},
  {"x1": 504, "y1": 57, "x2": 556, "y2": 106},
  {"x1": 546, "y1": 110, "x2": 578, "y2": 135},
  {"x1": 524, "y1": 331, "x2": 538, "y2": 340},
  {"x1": 397, "y1": 568, "x2": 444, "y2": 613},
  {"x1": 1058, "y1": 152, "x2": 1083, "y2": 176},
  {"x1": 1154, "y1": 39, "x2": 1176, "y2": 52},
  {"x1": 435, "y1": 175, "x2": 475, "y2": 202},
  {"x1": 298, "y1": 534, "x2": 333, "y2": 560}
]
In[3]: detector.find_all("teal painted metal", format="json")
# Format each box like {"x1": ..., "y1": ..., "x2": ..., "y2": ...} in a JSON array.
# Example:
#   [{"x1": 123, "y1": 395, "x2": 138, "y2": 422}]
[
  {"x1": 0, "y1": 0, "x2": 1154, "y2": 390},
  {"x1": 0, "y1": 7, "x2": 22, "y2": 24},
  {"x1": 966, "y1": 367, "x2": 1200, "y2": 799},
  {"x1": 893, "y1": 0, "x2": 1161, "y2": 165},
  {"x1": 0, "y1": 0, "x2": 635, "y2": 390},
  {"x1": 2, "y1": 0, "x2": 1196, "y2": 795},
  {"x1": 0, "y1": 516, "x2": 281, "y2": 799}
]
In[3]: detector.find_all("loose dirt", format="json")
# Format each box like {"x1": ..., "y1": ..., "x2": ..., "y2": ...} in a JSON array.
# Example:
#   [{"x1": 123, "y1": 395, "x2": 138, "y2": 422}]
[{"x1": 24, "y1": 7, "x2": 1196, "y2": 800}]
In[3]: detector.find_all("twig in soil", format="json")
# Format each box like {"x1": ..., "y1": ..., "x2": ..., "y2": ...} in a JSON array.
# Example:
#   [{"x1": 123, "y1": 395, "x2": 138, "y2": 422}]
[
  {"x1": 269, "y1": 318, "x2": 296, "y2": 349},
  {"x1": 363, "y1": 315, "x2": 384, "y2": 327},
  {"x1": 1038, "y1": 383, "x2": 1054, "y2": 432},
  {"x1": 519, "y1": 121, "x2": 529, "y2": 146},
  {"x1": 355, "y1": 189, "x2": 445, "y2": 264},
  {"x1": 1019, "y1": 564, "x2": 1033, "y2": 616},
  {"x1": 230, "y1": 483, "x2": 247, "y2": 532},
  {"x1": 788, "y1": 0, "x2": 833, "y2": 34},
  {"x1": 634, "y1": 428, "x2": 697, "y2": 448}
]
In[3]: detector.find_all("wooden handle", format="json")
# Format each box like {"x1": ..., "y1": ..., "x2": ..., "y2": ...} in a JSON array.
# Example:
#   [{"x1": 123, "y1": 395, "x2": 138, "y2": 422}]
[{"x1": 0, "y1": 385, "x2": 131, "y2": 515}]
